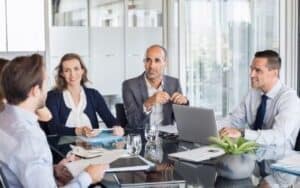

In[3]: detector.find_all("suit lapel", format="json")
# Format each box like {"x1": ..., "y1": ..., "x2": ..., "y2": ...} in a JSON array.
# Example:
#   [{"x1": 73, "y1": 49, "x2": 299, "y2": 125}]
[
  {"x1": 161, "y1": 76, "x2": 172, "y2": 124},
  {"x1": 138, "y1": 73, "x2": 149, "y2": 102},
  {"x1": 162, "y1": 76, "x2": 171, "y2": 94}
]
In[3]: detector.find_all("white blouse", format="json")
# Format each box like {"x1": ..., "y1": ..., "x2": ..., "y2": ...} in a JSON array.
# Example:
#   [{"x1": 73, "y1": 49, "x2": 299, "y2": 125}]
[{"x1": 63, "y1": 88, "x2": 92, "y2": 128}]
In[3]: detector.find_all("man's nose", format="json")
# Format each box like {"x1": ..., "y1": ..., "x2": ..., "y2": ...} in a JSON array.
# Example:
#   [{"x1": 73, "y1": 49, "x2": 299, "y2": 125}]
[{"x1": 148, "y1": 60, "x2": 155, "y2": 68}]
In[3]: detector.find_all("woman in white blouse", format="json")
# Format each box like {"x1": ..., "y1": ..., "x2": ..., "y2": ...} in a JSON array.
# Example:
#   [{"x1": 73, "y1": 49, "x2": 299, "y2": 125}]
[{"x1": 46, "y1": 53, "x2": 124, "y2": 137}]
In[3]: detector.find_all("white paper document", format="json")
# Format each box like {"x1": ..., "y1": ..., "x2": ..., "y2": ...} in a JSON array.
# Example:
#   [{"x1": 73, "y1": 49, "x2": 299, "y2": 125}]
[
  {"x1": 157, "y1": 124, "x2": 178, "y2": 135},
  {"x1": 65, "y1": 149, "x2": 126, "y2": 177},
  {"x1": 271, "y1": 153, "x2": 300, "y2": 175},
  {"x1": 168, "y1": 146, "x2": 225, "y2": 162},
  {"x1": 70, "y1": 145, "x2": 107, "y2": 158}
]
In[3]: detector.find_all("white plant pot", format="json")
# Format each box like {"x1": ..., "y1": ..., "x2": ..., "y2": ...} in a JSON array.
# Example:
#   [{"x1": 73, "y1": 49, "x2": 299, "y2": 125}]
[{"x1": 216, "y1": 153, "x2": 256, "y2": 180}]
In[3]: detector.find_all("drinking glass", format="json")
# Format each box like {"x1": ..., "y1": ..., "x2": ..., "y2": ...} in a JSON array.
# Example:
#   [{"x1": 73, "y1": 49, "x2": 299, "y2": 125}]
[
  {"x1": 126, "y1": 134, "x2": 142, "y2": 156},
  {"x1": 144, "y1": 139, "x2": 163, "y2": 163},
  {"x1": 144, "y1": 123, "x2": 158, "y2": 142}
]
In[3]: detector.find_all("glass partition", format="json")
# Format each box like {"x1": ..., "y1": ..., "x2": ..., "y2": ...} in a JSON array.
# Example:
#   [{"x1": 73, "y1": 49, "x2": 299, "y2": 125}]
[
  {"x1": 127, "y1": 0, "x2": 162, "y2": 27},
  {"x1": 184, "y1": 0, "x2": 279, "y2": 117},
  {"x1": 90, "y1": 0, "x2": 123, "y2": 27},
  {"x1": 52, "y1": 0, "x2": 88, "y2": 26}
]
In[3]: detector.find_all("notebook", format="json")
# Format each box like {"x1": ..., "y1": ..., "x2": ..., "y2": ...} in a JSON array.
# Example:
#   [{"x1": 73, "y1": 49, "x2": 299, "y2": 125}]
[
  {"x1": 168, "y1": 146, "x2": 225, "y2": 163},
  {"x1": 271, "y1": 153, "x2": 300, "y2": 176},
  {"x1": 79, "y1": 131, "x2": 124, "y2": 144}
]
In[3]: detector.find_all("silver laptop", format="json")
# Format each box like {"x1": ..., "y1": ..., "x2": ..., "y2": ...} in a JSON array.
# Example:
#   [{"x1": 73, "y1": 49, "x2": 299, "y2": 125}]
[{"x1": 173, "y1": 104, "x2": 218, "y2": 145}]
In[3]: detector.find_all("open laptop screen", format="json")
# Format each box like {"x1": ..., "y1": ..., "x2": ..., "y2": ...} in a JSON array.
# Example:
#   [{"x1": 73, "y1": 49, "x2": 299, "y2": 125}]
[{"x1": 173, "y1": 104, "x2": 218, "y2": 144}]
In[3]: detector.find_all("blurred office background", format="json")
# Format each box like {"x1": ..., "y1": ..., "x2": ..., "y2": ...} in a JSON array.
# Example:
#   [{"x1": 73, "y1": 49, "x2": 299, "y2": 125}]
[{"x1": 0, "y1": 0, "x2": 298, "y2": 118}]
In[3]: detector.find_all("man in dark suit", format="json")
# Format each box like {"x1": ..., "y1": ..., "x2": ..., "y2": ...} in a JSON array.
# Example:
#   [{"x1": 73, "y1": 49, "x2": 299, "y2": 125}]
[{"x1": 122, "y1": 44, "x2": 188, "y2": 130}]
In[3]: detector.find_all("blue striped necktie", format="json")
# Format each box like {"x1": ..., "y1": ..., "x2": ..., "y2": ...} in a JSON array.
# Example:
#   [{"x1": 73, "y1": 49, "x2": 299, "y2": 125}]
[{"x1": 253, "y1": 94, "x2": 268, "y2": 130}]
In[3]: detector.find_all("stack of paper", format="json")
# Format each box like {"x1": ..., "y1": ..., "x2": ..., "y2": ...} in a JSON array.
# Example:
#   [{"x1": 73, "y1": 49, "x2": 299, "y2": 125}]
[
  {"x1": 271, "y1": 153, "x2": 300, "y2": 175},
  {"x1": 70, "y1": 145, "x2": 107, "y2": 158},
  {"x1": 168, "y1": 146, "x2": 225, "y2": 162},
  {"x1": 65, "y1": 149, "x2": 127, "y2": 177}
]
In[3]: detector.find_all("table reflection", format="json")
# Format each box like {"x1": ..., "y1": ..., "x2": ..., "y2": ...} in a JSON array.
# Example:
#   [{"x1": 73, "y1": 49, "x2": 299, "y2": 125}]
[{"x1": 47, "y1": 134, "x2": 300, "y2": 187}]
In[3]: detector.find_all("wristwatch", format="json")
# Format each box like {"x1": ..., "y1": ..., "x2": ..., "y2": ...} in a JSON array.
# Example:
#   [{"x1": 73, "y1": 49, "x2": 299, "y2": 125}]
[{"x1": 240, "y1": 129, "x2": 245, "y2": 137}]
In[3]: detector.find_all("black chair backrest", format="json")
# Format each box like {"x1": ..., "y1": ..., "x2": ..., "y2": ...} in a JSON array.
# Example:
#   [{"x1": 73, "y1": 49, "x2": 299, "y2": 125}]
[
  {"x1": 115, "y1": 103, "x2": 127, "y2": 128},
  {"x1": 295, "y1": 130, "x2": 300, "y2": 151},
  {"x1": 0, "y1": 162, "x2": 9, "y2": 188}
]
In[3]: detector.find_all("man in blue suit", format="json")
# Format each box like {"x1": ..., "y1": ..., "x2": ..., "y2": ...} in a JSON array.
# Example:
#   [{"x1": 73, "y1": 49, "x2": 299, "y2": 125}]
[{"x1": 122, "y1": 44, "x2": 188, "y2": 130}]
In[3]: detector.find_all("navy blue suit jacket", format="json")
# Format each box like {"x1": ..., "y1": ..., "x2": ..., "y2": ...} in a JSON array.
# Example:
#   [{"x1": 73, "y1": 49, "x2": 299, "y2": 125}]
[{"x1": 46, "y1": 87, "x2": 118, "y2": 135}]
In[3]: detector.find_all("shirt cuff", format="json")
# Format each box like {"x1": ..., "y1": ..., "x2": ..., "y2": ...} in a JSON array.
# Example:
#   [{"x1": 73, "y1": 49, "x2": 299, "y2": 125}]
[
  {"x1": 264, "y1": 175, "x2": 281, "y2": 188},
  {"x1": 76, "y1": 171, "x2": 92, "y2": 187},
  {"x1": 143, "y1": 104, "x2": 152, "y2": 115},
  {"x1": 244, "y1": 129, "x2": 259, "y2": 141}
]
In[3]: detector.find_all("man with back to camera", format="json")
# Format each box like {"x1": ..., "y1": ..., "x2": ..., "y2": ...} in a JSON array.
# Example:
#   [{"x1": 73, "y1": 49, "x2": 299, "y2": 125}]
[
  {"x1": 122, "y1": 44, "x2": 189, "y2": 130},
  {"x1": 0, "y1": 54, "x2": 108, "y2": 187},
  {"x1": 220, "y1": 50, "x2": 300, "y2": 149}
]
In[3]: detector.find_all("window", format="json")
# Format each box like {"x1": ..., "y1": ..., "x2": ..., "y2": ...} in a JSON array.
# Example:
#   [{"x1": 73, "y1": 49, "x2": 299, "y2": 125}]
[
  {"x1": 183, "y1": 0, "x2": 279, "y2": 117},
  {"x1": 127, "y1": 0, "x2": 162, "y2": 28},
  {"x1": 0, "y1": 0, "x2": 6, "y2": 51},
  {"x1": 90, "y1": 0, "x2": 123, "y2": 27},
  {"x1": 52, "y1": 0, "x2": 87, "y2": 26}
]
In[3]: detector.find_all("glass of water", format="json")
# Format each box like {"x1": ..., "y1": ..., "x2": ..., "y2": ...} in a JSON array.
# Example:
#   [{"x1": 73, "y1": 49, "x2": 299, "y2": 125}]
[
  {"x1": 144, "y1": 139, "x2": 163, "y2": 163},
  {"x1": 126, "y1": 134, "x2": 142, "y2": 156},
  {"x1": 144, "y1": 123, "x2": 158, "y2": 142}
]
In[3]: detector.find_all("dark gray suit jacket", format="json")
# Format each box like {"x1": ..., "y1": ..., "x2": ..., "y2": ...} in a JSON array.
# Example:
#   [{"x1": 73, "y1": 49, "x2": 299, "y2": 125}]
[{"x1": 122, "y1": 73, "x2": 183, "y2": 129}]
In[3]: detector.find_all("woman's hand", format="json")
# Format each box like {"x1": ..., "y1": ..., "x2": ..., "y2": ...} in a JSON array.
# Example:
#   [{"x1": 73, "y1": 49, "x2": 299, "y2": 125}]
[
  {"x1": 112, "y1": 126, "x2": 124, "y2": 136},
  {"x1": 75, "y1": 126, "x2": 97, "y2": 137}
]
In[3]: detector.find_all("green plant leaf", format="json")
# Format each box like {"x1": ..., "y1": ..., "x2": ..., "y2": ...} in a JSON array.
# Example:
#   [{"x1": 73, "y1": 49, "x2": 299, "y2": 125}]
[{"x1": 209, "y1": 136, "x2": 258, "y2": 155}]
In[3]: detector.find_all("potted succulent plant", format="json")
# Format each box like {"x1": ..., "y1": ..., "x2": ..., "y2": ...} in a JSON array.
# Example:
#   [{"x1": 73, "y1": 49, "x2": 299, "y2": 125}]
[{"x1": 209, "y1": 136, "x2": 258, "y2": 180}]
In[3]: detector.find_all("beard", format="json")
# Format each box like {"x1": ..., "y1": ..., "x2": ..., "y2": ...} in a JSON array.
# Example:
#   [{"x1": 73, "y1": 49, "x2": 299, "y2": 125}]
[{"x1": 36, "y1": 94, "x2": 46, "y2": 110}]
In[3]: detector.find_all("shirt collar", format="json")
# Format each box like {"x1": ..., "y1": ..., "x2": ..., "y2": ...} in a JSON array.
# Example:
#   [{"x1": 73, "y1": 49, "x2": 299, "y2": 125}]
[
  {"x1": 6, "y1": 104, "x2": 38, "y2": 124},
  {"x1": 63, "y1": 86, "x2": 84, "y2": 109},
  {"x1": 144, "y1": 73, "x2": 164, "y2": 90},
  {"x1": 263, "y1": 80, "x2": 283, "y2": 99}
]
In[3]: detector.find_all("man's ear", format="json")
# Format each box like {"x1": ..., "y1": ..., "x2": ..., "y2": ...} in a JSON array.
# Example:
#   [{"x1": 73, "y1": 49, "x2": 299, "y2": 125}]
[
  {"x1": 273, "y1": 69, "x2": 279, "y2": 77},
  {"x1": 29, "y1": 85, "x2": 41, "y2": 98}
]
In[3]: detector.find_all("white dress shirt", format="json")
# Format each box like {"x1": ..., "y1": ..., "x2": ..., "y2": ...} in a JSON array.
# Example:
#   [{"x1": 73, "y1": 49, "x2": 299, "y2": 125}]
[
  {"x1": 0, "y1": 104, "x2": 92, "y2": 188},
  {"x1": 63, "y1": 88, "x2": 92, "y2": 128},
  {"x1": 229, "y1": 80, "x2": 300, "y2": 149},
  {"x1": 143, "y1": 76, "x2": 164, "y2": 126}
]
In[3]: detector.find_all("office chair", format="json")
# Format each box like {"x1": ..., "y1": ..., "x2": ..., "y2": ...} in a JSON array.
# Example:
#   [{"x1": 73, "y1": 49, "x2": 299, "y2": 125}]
[
  {"x1": 39, "y1": 121, "x2": 51, "y2": 135},
  {"x1": 0, "y1": 162, "x2": 9, "y2": 188},
  {"x1": 115, "y1": 103, "x2": 128, "y2": 128},
  {"x1": 295, "y1": 130, "x2": 300, "y2": 151}
]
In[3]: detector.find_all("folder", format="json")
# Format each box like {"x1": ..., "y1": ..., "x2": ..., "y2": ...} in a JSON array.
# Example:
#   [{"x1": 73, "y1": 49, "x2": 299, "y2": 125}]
[{"x1": 271, "y1": 153, "x2": 300, "y2": 176}]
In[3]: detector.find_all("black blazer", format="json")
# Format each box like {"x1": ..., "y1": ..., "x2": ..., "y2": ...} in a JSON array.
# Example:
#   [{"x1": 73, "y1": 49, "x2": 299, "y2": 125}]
[{"x1": 46, "y1": 87, "x2": 118, "y2": 135}]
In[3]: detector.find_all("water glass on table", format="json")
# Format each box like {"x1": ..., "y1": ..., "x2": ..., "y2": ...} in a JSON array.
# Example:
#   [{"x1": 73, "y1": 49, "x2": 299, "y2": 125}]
[
  {"x1": 126, "y1": 134, "x2": 142, "y2": 156},
  {"x1": 144, "y1": 123, "x2": 158, "y2": 142}
]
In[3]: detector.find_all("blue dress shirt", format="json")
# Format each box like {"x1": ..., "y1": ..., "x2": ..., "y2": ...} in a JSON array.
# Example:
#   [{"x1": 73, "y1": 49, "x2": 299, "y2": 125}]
[
  {"x1": 0, "y1": 104, "x2": 92, "y2": 187},
  {"x1": 229, "y1": 80, "x2": 300, "y2": 149}
]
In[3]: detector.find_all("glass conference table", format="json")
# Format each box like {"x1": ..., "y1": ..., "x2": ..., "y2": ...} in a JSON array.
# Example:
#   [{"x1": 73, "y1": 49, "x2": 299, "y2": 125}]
[{"x1": 47, "y1": 132, "x2": 300, "y2": 188}]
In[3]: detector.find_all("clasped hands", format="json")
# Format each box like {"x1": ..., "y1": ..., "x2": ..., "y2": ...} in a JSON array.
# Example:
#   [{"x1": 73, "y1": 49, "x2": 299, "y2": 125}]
[{"x1": 144, "y1": 91, "x2": 188, "y2": 111}]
